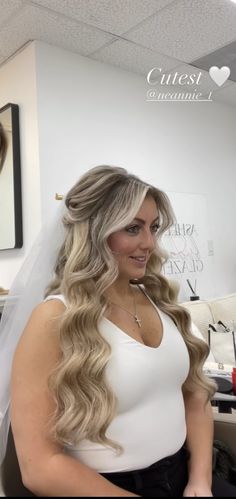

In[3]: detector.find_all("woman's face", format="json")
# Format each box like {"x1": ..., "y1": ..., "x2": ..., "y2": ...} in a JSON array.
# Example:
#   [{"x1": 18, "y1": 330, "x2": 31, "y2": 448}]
[{"x1": 108, "y1": 196, "x2": 159, "y2": 280}]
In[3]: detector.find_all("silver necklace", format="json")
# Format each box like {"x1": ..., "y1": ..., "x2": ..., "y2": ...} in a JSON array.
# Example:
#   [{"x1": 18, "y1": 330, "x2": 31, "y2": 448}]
[{"x1": 109, "y1": 288, "x2": 142, "y2": 328}]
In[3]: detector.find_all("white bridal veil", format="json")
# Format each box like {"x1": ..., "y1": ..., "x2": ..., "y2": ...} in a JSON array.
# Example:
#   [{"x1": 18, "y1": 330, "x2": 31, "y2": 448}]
[{"x1": 0, "y1": 202, "x2": 66, "y2": 465}]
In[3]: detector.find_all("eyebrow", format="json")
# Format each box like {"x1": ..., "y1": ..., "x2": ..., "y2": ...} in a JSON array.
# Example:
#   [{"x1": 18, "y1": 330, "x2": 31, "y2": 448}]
[{"x1": 132, "y1": 217, "x2": 159, "y2": 225}]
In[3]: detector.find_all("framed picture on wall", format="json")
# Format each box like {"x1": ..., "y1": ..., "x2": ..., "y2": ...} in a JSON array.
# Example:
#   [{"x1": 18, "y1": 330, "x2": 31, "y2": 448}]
[{"x1": 0, "y1": 103, "x2": 23, "y2": 249}]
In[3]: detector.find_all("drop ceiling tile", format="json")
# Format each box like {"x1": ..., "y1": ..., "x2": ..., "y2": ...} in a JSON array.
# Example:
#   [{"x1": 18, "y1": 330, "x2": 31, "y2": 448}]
[
  {"x1": 0, "y1": 3, "x2": 116, "y2": 58},
  {"x1": 125, "y1": 0, "x2": 236, "y2": 63},
  {"x1": 0, "y1": 0, "x2": 23, "y2": 27},
  {"x1": 191, "y1": 40, "x2": 236, "y2": 84},
  {"x1": 212, "y1": 81, "x2": 236, "y2": 107},
  {"x1": 0, "y1": 53, "x2": 5, "y2": 66},
  {"x1": 29, "y1": 0, "x2": 175, "y2": 35},
  {"x1": 91, "y1": 38, "x2": 179, "y2": 75}
]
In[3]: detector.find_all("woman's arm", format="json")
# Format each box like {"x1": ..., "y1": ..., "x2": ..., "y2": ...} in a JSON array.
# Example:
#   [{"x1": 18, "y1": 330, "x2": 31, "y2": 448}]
[
  {"x1": 182, "y1": 388, "x2": 214, "y2": 497},
  {"x1": 11, "y1": 301, "x2": 139, "y2": 497}
]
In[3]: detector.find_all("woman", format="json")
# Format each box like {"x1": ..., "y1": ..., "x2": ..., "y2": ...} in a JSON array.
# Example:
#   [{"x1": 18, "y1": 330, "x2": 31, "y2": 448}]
[{"x1": 1, "y1": 165, "x2": 229, "y2": 496}]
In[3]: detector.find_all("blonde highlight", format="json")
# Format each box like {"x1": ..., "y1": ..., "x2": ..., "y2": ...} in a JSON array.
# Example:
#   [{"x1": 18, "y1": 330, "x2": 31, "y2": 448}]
[{"x1": 45, "y1": 165, "x2": 215, "y2": 454}]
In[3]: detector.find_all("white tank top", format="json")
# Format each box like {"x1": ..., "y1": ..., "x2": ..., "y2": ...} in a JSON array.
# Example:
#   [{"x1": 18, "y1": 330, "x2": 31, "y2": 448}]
[{"x1": 44, "y1": 290, "x2": 189, "y2": 473}]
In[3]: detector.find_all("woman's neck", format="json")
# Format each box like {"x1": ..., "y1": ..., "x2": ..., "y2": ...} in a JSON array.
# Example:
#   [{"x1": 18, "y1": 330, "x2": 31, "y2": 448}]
[{"x1": 105, "y1": 279, "x2": 138, "y2": 303}]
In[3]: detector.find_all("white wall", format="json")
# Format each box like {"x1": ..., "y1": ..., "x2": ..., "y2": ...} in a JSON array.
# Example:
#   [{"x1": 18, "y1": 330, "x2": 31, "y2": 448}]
[
  {"x1": 1, "y1": 40, "x2": 236, "y2": 299},
  {"x1": 0, "y1": 43, "x2": 41, "y2": 288},
  {"x1": 35, "y1": 41, "x2": 236, "y2": 300}
]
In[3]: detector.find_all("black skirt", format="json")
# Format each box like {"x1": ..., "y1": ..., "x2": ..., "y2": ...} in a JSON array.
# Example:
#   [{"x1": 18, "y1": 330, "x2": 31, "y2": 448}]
[
  {"x1": 100, "y1": 446, "x2": 189, "y2": 497},
  {"x1": 101, "y1": 445, "x2": 236, "y2": 497}
]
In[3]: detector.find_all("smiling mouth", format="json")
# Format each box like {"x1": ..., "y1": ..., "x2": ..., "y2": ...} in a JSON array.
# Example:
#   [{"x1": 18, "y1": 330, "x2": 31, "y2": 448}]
[{"x1": 129, "y1": 256, "x2": 147, "y2": 263}]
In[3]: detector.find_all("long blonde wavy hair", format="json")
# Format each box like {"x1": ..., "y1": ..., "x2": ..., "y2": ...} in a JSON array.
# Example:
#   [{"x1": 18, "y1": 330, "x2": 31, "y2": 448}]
[{"x1": 46, "y1": 165, "x2": 216, "y2": 454}]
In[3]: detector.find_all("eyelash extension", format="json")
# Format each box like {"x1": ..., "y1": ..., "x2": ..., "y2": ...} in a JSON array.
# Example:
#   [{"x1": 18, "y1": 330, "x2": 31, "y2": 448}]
[
  {"x1": 125, "y1": 225, "x2": 139, "y2": 233},
  {"x1": 126, "y1": 223, "x2": 160, "y2": 234},
  {"x1": 151, "y1": 223, "x2": 160, "y2": 232}
]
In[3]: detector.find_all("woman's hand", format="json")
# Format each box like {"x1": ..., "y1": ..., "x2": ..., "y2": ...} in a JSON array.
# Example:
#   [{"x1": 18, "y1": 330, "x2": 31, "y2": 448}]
[{"x1": 183, "y1": 480, "x2": 213, "y2": 497}]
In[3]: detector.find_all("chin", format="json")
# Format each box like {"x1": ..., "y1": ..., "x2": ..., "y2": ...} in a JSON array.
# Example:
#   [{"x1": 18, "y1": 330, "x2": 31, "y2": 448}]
[{"x1": 130, "y1": 269, "x2": 146, "y2": 279}]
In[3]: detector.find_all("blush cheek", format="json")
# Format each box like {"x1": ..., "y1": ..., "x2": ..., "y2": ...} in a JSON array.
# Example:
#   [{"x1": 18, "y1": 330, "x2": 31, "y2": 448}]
[{"x1": 107, "y1": 233, "x2": 138, "y2": 260}]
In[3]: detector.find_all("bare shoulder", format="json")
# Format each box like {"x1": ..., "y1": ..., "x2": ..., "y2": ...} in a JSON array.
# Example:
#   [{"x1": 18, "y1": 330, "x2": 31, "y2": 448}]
[
  {"x1": 13, "y1": 299, "x2": 66, "y2": 372},
  {"x1": 27, "y1": 297, "x2": 66, "y2": 327},
  {"x1": 14, "y1": 298, "x2": 66, "y2": 358}
]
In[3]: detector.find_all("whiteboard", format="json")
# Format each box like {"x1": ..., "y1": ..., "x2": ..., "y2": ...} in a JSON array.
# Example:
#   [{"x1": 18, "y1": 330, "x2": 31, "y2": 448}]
[{"x1": 162, "y1": 192, "x2": 213, "y2": 302}]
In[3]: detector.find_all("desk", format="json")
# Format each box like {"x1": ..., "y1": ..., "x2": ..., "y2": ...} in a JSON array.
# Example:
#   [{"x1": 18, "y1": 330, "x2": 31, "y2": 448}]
[
  {"x1": 205, "y1": 367, "x2": 236, "y2": 413},
  {"x1": 0, "y1": 295, "x2": 5, "y2": 311},
  {"x1": 212, "y1": 392, "x2": 236, "y2": 413},
  {"x1": 0, "y1": 294, "x2": 8, "y2": 314},
  {"x1": 0, "y1": 294, "x2": 16, "y2": 319}
]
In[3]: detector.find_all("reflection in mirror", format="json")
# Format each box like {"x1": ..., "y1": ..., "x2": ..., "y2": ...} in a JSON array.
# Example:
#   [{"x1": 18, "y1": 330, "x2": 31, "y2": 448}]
[{"x1": 0, "y1": 103, "x2": 22, "y2": 250}]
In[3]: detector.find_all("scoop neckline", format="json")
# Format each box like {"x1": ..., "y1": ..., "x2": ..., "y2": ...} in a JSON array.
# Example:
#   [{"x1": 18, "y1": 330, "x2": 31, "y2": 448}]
[{"x1": 102, "y1": 287, "x2": 164, "y2": 350}]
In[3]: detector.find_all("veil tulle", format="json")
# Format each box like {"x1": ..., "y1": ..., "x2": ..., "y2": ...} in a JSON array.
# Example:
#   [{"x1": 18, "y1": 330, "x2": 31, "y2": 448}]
[{"x1": 0, "y1": 201, "x2": 66, "y2": 465}]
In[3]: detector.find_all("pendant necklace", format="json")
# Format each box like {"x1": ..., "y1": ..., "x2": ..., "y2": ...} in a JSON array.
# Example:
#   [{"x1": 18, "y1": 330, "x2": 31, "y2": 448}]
[{"x1": 109, "y1": 288, "x2": 142, "y2": 328}]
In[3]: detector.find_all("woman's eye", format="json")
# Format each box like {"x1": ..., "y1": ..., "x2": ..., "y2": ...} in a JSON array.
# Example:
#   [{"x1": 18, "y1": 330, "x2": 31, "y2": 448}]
[
  {"x1": 126, "y1": 225, "x2": 140, "y2": 234},
  {"x1": 126, "y1": 223, "x2": 160, "y2": 235},
  {"x1": 151, "y1": 223, "x2": 160, "y2": 233}
]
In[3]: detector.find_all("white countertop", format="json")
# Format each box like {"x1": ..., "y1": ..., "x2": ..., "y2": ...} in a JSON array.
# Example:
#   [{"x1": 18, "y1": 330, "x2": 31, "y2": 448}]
[{"x1": 0, "y1": 294, "x2": 9, "y2": 312}]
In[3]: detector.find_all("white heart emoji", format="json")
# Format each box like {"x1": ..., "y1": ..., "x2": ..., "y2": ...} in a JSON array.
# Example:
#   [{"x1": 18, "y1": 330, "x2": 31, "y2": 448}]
[{"x1": 209, "y1": 66, "x2": 230, "y2": 87}]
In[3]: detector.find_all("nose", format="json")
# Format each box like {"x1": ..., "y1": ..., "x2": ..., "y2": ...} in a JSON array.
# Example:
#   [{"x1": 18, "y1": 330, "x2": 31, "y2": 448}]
[{"x1": 140, "y1": 228, "x2": 156, "y2": 252}]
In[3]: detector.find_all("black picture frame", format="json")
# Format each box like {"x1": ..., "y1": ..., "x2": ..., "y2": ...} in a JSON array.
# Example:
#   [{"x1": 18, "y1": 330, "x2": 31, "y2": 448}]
[{"x1": 0, "y1": 103, "x2": 23, "y2": 249}]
